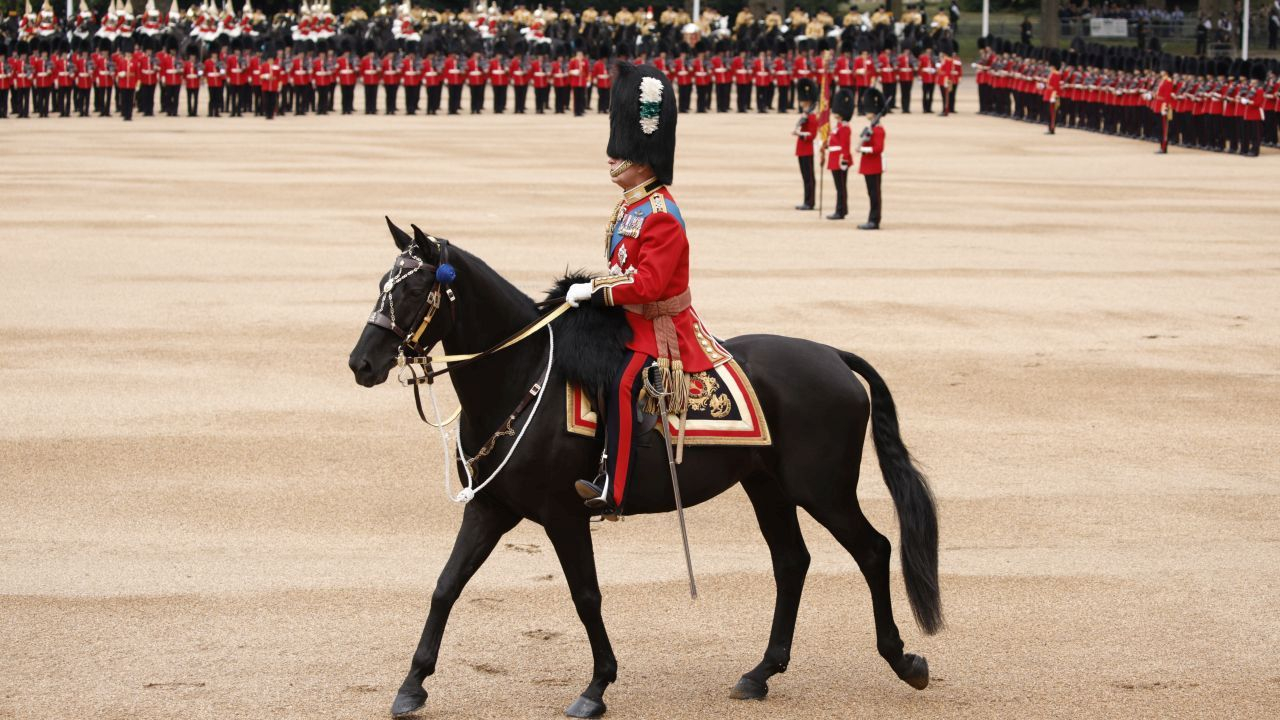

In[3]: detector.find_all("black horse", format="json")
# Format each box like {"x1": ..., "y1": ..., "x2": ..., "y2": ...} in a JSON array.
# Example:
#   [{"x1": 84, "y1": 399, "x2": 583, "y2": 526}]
[{"x1": 349, "y1": 220, "x2": 942, "y2": 718}]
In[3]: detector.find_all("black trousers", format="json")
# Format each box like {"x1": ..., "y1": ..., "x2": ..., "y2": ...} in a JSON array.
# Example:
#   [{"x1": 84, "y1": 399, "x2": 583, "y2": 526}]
[
  {"x1": 263, "y1": 90, "x2": 277, "y2": 119},
  {"x1": 118, "y1": 88, "x2": 134, "y2": 120},
  {"x1": 384, "y1": 84, "x2": 399, "y2": 114},
  {"x1": 493, "y1": 85, "x2": 507, "y2": 113},
  {"x1": 447, "y1": 84, "x2": 462, "y2": 114},
  {"x1": 921, "y1": 83, "x2": 935, "y2": 112},
  {"x1": 573, "y1": 86, "x2": 587, "y2": 115},
  {"x1": 139, "y1": 84, "x2": 155, "y2": 115},
  {"x1": 756, "y1": 85, "x2": 773, "y2": 112},
  {"x1": 186, "y1": 87, "x2": 199, "y2": 116},
  {"x1": 831, "y1": 168, "x2": 848, "y2": 217},
  {"x1": 404, "y1": 85, "x2": 420, "y2": 114},
  {"x1": 798, "y1": 155, "x2": 815, "y2": 207},
  {"x1": 695, "y1": 84, "x2": 710, "y2": 112},
  {"x1": 364, "y1": 84, "x2": 378, "y2": 114},
  {"x1": 595, "y1": 86, "x2": 608, "y2": 113},
  {"x1": 534, "y1": 86, "x2": 549, "y2": 113},
  {"x1": 864, "y1": 173, "x2": 882, "y2": 226},
  {"x1": 1243, "y1": 119, "x2": 1262, "y2": 155},
  {"x1": 34, "y1": 86, "x2": 49, "y2": 117},
  {"x1": 73, "y1": 87, "x2": 89, "y2": 115},
  {"x1": 554, "y1": 85, "x2": 569, "y2": 113},
  {"x1": 0, "y1": 89, "x2": 7, "y2": 118},
  {"x1": 678, "y1": 84, "x2": 691, "y2": 113},
  {"x1": 56, "y1": 87, "x2": 71, "y2": 116},
  {"x1": 341, "y1": 84, "x2": 355, "y2": 114},
  {"x1": 898, "y1": 81, "x2": 913, "y2": 112},
  {"x1": 426, "y1": 85, "x2": 442, "y2": 114},
  {"x1": 514, "y1": 84, "x2": 528, "y2": 113},
  {"x1": 716, "y1": 83, "x2": 731, "y2": 112},
  {"x1": 736, "y1": 83, "x2": 751, "y2": 112},
  {"x1": 469, "y1": 84, "x2": 484, "y2": 113},
  {"x1": 15, "y1": 87, "x2": 31, "y2": 117}
]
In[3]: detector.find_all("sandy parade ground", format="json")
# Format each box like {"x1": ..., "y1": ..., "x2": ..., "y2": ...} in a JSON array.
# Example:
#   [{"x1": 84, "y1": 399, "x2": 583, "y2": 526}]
[{"x1": 2, "y1": 88, "x2": 1279, "y2": 719}]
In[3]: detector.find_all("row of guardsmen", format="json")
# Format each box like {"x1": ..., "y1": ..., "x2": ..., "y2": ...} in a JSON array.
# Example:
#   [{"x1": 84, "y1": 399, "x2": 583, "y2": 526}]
[
  {"x1": 1, "y1": 42, "x2": 966, "y2": 121},
  {"x1": 973, "y1": 40, "x2": 1278, "y2": 157}
]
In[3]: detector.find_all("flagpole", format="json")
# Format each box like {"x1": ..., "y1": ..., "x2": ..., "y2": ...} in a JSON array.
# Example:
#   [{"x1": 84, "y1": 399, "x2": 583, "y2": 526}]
[{"x1": 817, "y1": 50, "x2": 831, "y2": 219}]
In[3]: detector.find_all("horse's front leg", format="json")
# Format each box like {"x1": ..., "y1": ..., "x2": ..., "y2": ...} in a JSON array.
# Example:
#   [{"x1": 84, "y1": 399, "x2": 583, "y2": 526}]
[
  {"x1": 545, "y1": 518, "x2": 617, "y2": 719},
  {"x1": 391, "y1": 498, "x2": 521, "y2": 717}
]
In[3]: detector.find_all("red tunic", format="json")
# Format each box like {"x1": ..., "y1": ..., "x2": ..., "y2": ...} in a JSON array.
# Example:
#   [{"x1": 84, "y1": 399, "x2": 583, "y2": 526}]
[
  {"x1": 858, "y1": 125, "x2": 886, "y2": 175},
  {"x1": 827, "y1": 121, "x2": 852, "y2": 170},
  {"x1": 795, "y1": 112, "x2": 818, "y2": 157},
  {"x1": 590, "y1": 186, "x2": 726, "y2": 372}
]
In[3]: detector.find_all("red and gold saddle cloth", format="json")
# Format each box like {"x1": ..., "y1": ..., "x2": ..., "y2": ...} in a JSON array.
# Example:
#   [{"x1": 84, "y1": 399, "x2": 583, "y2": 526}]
[{"x1": 566, "y1": 359, "x2": 772, "y2": 447}]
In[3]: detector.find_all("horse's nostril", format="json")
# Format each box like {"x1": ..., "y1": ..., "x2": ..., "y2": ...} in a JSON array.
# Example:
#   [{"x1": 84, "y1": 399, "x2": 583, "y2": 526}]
[{"x1": 350, "y1": 356, "x2": 371, "y2": 375}]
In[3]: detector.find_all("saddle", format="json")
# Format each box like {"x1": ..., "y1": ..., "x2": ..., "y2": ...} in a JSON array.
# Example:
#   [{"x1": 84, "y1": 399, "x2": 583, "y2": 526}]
[{"x1": 566, "y1": 358, "x2": 771, "y2": 451}]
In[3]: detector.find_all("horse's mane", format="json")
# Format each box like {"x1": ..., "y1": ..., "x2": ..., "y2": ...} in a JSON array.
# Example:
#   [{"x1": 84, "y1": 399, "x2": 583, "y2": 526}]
[{"x1": 544, "y1": 272, "x2": 631, "y2": 395}]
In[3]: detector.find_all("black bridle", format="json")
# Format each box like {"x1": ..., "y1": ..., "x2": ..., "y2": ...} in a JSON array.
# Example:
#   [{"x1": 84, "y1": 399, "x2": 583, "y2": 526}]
[{"x1": 366, "y1": 237, "x2": 456, "y2": 361}]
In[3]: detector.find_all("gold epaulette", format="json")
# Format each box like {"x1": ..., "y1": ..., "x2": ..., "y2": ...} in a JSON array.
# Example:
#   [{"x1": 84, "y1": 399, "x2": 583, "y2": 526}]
[{"x1": 650, "y1": 194, "x2": 667, "y2": 214}]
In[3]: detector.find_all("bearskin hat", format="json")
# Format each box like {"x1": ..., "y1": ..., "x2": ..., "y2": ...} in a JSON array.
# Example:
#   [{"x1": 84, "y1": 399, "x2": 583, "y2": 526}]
[
  {"x1": 607, "y1": 61, "x2": 678, "y2": 187},
  {"x1": 862, "y1": 87, "x2": 886, "y2": 116},
  {"x1": 796, "y1": 77, "x2": 818, "y2": 106},
  {"x1": 831, "y1": 87, "x2": 855, "y2": 121}
]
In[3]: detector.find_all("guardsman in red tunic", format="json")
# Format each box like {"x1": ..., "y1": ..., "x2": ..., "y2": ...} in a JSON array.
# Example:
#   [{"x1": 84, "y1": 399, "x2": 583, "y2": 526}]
[
  {"x1": 732, "y1": 51, "x2": 750, "y2": 112},
  {"x1": 13, "y1": 51, "x2": 34, "y2": 118},
  {"x1": 465, "y1": 52, "x2": 485, "y2": 114},
  {"x1": 569, "y1": 50, "x2": 589, "y2": 116},
  {"x1": 824, "y1": 88, "x2": 854, "y2": 220},
  {"x1": 567, "y1": 63, "x2": 728, "y2": 515},
  {"x1": 488, "y1": 52, "x2": 509, "y2": 114},
  {"x1": 510, "y1": 54, "x2": 529, "y2": 114},
  {"x1": 314, "y1": 51, "x2": 335, "y2": 115},
  {"x1": 0, "y1": 54, "x2": 11, "y2": 120},
  {"x1": 1045, "y1": 61, "x2": 1062, "y2": 134},
  {"x1": 337, "y1": 49, "x2": 356, "y2": 115},
  {"x1": 401, "y1": 53, "x2": 421, "y2": 115},
  {"x1": 444, "y1": 52, "x2": 463, "y2": 114},
  {"x1": 853, "y1": 49, "x2": 872, "y2": 113},
  {"x1": 1241, "y1": 70, "x2": 1265, "y2": 157},
  {"x1": 424, "y1": 53, "x2": 443, "y2": 115},
  {"x1": 360, "y1": 49, "x2": 379, "y2": 114},
  {"x1": 530, "y1": 54, "x2": 549, "y2": 113},
  {"x1": 93, "y1": 49, "x2": 114, "y2": 117},
  {"x1": 918, "y1": 48, "x2": 936, "y2": 113},
  {"x1": 792, "y1": 78, "x2": 820, "y2": 211},
  {"x1": 259, "y1": 51, "x2": 282, "y2": 120},
  {"x1": 857, "y1": 88, "x2": 888, "y2": 230},
  {"x1": 551, "y1": 53, "x2": 569, "y2": 113},
  {"x1": 72, "y1": 46, "x2": 92, "y2": 117},
  {"x1": 53, "y1": 49, "x2": 72, "y2": 117},
  {"x1": 692, "y1": 52, "x2": 710, "y2": 113},
  {"x1": 752, "y1": 52, "x2": 773, "y2": 112},
  {"x1": 205, "y1": 53, "x2": 225, "y2": 117},
  {"x1": 183, "y1": 49, "x2": 201, "y2": 117},
  {"x1": 711, "y1": 53, "x2": 730, "y2": 112},
  {"x1": 138, "y1": 47, "x2": 157, "y2": 116},
  {"x1": 380, "y1": 51, "x2": 400, "y2": 115},
  {"x1": 896, "y1": 50, "x2": 915, "y2": 113},
  {"x1": 877, "y1": 49, "x2": 896, "y2": 111},
  {"x1": 774, "y1": 53, "x2": 792, "y2": 112},
  {"x1": 672, "y1": 52, "x2": 692, "y2": 113},
  {"x1": 115, "y1": 48, "x2": 139, "y2": 121},
  {"x1": 1154, "y1": 69, "x2": 1174, "y2": 152}
]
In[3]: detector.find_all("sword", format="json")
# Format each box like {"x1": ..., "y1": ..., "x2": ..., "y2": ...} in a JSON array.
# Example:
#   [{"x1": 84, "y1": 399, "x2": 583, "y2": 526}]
[{"x1": 644, "y1": 367, "x2": 697, "y2": 600}]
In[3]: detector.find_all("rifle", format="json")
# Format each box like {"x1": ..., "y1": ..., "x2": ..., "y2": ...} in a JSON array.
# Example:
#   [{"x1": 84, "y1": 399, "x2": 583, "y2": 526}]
[{"x1": 860, "y1": 94, "x2": 895, "y2": 143}]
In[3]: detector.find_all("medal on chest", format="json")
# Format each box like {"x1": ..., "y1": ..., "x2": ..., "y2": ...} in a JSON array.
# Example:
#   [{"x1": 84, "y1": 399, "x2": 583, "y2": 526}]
[{"x1": 618, "y1": 212, "x2": 644, "y2": 239}]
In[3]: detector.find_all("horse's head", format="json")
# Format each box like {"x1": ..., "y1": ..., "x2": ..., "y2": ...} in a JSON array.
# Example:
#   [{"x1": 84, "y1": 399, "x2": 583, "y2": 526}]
[{"x1": 348, "y1": 217, "x2": 458, "y2": 387}]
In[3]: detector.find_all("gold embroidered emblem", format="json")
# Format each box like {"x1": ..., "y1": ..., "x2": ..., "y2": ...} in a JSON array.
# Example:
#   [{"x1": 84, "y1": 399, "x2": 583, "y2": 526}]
[
  {"x1": 650, "y1": 194, "x2": 667, "y2": 214},
  {"x1": 709, "y1": 393, "x2": 732, "y2": 419},
  {"x1": 688, "y1": 372, "x2": 731, "y2": 418}
]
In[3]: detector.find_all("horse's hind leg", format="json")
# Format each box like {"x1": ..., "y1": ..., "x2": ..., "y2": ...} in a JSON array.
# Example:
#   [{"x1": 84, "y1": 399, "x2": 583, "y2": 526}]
[
  {"x1": 391, "y1": 498, "x2": 521, "y2": 717},
  {"x1": 729, "y1": 472, "x2": 810, "y2": 701},
  {"x1": 804, "y1": 501, "x2": 929, "y2": 690}
]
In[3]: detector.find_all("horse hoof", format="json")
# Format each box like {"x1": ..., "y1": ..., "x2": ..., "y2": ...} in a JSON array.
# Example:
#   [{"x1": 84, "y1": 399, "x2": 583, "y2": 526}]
[
  {"x1": 565, "y1": 694, "x2": 607, "y2": 718},
  {"x1": 390, "y1": 689, "x2": 428, "y2": 717},
  {"x1": 729, "y1": 675, "x2": 768, "y2": 700},
  {"x1": 899, "y1": 653, "x2": 929, "y2": 690}
]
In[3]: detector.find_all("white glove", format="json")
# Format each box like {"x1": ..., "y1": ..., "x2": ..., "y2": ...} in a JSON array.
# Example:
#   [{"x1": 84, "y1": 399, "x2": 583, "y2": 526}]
[
  {"x1": 565, "y1": 282, "x2": 594, "y2": 308},
  {"x1": 860, "y1": 147, "x2": 873, "y2": 154}
]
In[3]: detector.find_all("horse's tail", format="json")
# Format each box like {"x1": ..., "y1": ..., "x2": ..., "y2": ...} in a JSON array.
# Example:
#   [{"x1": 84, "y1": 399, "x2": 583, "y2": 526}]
[{"x1": 838, "y1": 350, "x2": 943, "y2": 636}]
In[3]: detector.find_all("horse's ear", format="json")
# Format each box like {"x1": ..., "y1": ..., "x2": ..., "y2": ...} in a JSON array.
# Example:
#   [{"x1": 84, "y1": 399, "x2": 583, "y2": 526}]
[
  {"x1": 386, "y1": 216, "x2": 412, "y2": 252},
  {"x1": 410, "y1": 224, "x2": 431, "y2": 248}
]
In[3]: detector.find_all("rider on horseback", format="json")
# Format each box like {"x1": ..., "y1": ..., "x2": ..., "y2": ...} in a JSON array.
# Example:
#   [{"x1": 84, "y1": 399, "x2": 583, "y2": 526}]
[{"x1": 565, "y1": 61, "x2": 730, "y2": 516}]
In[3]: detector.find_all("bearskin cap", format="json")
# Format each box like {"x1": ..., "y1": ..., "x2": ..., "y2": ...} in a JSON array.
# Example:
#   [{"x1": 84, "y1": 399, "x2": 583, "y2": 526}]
[
  {"x1": 607, "y1": 61, "x2": 678, "y2": 187},
  {"x1": 796, "y1": 77, "x2": 818, "y2": 105},
  {"x1": 831, "y1": 87, "x2": 855, "y2": 121}
]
